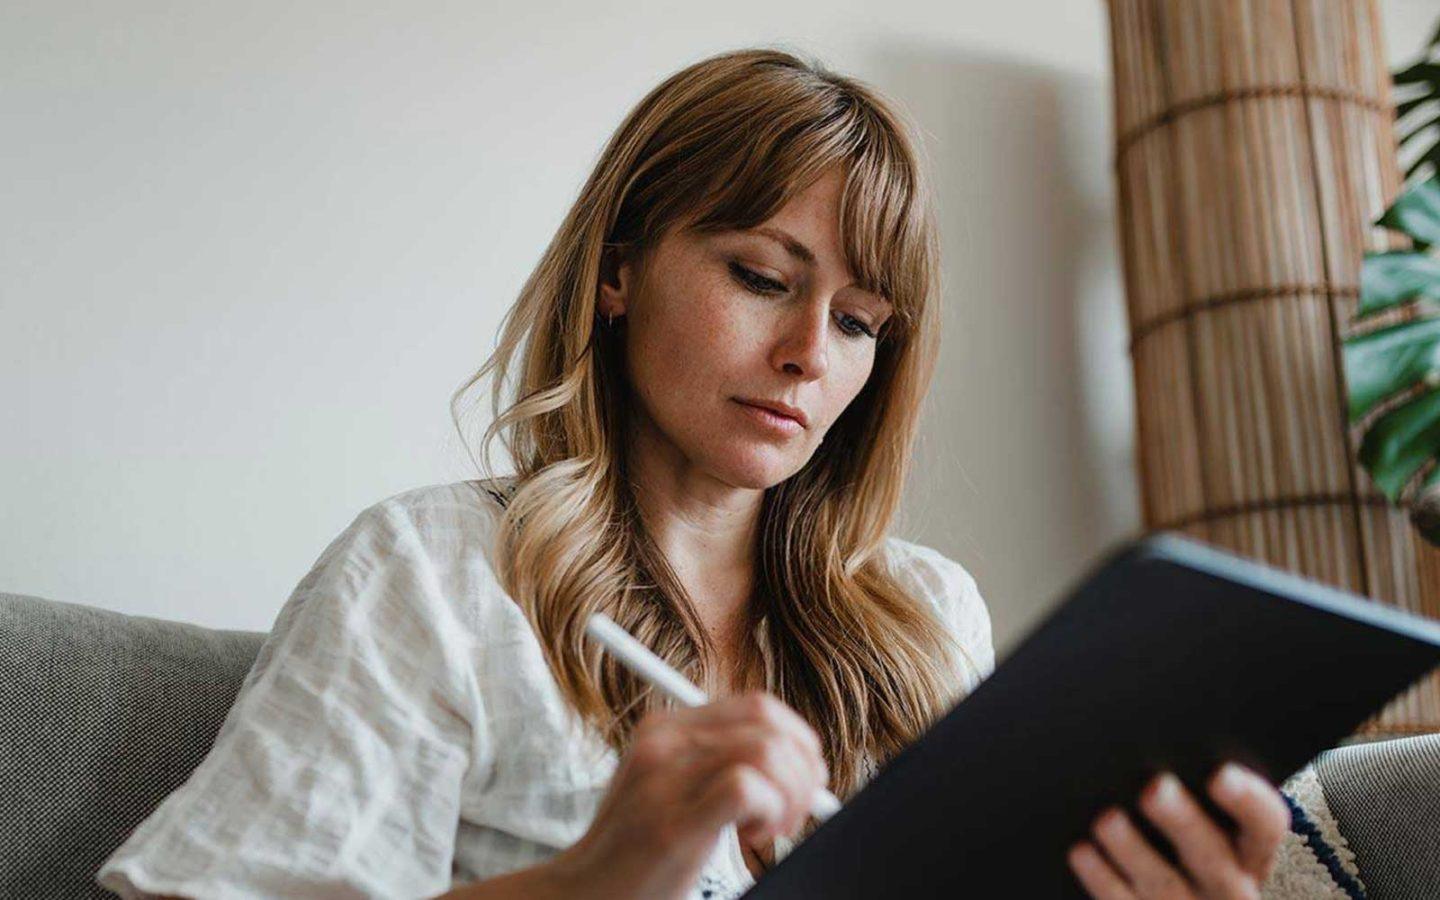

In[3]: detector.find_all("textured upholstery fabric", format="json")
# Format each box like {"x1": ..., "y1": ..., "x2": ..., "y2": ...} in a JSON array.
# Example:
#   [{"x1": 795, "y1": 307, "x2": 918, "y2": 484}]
[
  {"x1": 1316, "y1": 733, "x2": 1440, "y2": 900},
  {"x1": 0, "y1": 592, "x2": 263, "y2": 899}
]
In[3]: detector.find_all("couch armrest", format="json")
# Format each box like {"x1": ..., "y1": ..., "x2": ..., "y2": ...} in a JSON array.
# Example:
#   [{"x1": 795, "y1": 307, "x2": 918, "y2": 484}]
[{"x1": 1314, "y1": 732, "x2": 1440, "y2": 899}]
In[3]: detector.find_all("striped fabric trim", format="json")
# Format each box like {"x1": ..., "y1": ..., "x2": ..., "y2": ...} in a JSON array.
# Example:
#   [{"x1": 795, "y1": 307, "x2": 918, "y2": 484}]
[{"x1": 1282, "y1": 793, "x2": 1368, "y2": 899}]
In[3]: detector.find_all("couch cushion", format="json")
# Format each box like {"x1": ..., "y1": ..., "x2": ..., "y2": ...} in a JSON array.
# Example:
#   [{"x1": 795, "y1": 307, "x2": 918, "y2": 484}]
[{"x1": 0, "y1": 592, "x2": 264, "y2": 899}]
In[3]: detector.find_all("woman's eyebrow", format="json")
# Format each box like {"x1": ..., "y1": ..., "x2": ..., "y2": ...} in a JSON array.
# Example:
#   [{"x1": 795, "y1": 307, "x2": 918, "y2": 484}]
[{"x1": 748, "y1": 225, "x2": 817, "y2": 267}]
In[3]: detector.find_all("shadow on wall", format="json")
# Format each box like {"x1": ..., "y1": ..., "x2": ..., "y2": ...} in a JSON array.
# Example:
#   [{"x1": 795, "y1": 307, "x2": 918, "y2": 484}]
[{"x1": 867, "y1": 39, "x2": 1142, "y2": 657}]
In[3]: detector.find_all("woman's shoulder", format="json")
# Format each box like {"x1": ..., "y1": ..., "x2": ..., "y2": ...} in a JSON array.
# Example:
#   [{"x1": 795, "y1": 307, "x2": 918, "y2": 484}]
[
  {"x1": 328, "y1": 477, "x2": 521, "y2": 620},
  {"x1": 352, "y1": 477, "x2": 515, "y2": 555},
  {"x1": 366, "y1": 476, "x2": 516, "y2": 523},
  {"x1": 881, "y1": 535, "x2": 996, "y2": 683},
  {"x1": 880, "y1": 535, "x2": 979, "y2": 600}
]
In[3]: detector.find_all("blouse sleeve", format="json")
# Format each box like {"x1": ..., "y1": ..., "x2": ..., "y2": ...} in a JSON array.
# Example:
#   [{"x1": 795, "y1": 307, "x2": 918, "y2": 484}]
[{"x1": 95, "y1": 499, "x2": 486, "y2": 900}]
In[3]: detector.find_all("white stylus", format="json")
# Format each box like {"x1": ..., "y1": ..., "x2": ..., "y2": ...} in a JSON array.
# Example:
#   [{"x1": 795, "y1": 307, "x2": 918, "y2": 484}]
[{"x1": 584, "y1": 611, "x2": 843, "y2": 821}]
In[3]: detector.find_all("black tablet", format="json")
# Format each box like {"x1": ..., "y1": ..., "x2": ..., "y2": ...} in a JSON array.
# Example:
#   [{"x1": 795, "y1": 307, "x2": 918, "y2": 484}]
[{"x1": 741, "y1": 532, "x2": 1440, "y2": 898}]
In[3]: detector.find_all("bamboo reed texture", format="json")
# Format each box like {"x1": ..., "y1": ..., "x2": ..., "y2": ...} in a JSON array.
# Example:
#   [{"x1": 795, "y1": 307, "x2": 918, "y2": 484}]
[{"x1": 1105, "y1": 0, "x2": 1439, "y2": 736}]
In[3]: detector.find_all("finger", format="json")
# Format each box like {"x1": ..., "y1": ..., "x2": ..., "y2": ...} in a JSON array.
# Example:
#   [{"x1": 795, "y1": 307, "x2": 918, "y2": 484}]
[
  {"x1": 683, "y1": 722, "x2": 821, "y2": 794},
  {"x1": 672, "y1": 692, "x2": 825, "y2": 759},
  {"x1": 1138, "y1": 772, "x2": 1255, "y2": 897},
  {"x1": 684, "y1": 718, "x2": 829, "y2": 789},
  {"x1": 626, "y1": 710, "x2": 692, "y2": 771},
  {"x1": 1208, "y1": 763, "x2": 1291, "y2": 882},
  {"x1": 691, "y1": 762, "x2": 787, "y2": 837},
  {"x1": 630, "y1": 701, "x2": 826, "y2": 788},
  {"x1": 678, "y1": 725, "x2": 820, "y2": 837},
  {"x1": 1089, "y1": 807, "x2": 1195, "y2": 899},
  {"x1": 1068, "y1": 841, "x2": 1138, "y2": 900}
]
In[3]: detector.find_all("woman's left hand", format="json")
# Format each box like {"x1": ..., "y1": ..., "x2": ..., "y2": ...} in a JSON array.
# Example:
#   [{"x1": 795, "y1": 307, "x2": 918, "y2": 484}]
[{"x1": 1067, "y1": 762, "x2": 1291, "y2": 899}]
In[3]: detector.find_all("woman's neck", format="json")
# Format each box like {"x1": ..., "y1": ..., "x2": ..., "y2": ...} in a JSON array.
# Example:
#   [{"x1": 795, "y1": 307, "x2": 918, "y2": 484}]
[{"x1": 626, "y1": 424, "x2": 767, "y2": 651}]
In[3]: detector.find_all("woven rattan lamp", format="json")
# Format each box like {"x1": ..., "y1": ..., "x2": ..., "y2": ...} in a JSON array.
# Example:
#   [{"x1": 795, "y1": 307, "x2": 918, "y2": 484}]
[{"x1": 1104, "y1": 0, "x2": 1440, "y2": 736}]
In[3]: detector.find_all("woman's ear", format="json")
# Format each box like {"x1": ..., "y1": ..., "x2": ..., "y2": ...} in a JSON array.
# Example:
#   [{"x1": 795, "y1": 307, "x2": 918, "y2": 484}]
[{"x1": 597, "y1": 245, "x2": 632, "y2": 319}]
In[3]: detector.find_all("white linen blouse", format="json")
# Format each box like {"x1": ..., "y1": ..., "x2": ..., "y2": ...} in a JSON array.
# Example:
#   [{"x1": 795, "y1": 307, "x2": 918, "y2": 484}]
[{"x1": 95, "y1": 479, "x2": 994, "y2": 900}]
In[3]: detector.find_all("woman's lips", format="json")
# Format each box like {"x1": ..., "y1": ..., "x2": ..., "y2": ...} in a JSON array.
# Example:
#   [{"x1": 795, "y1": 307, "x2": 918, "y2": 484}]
[
  {"x1": 734, "y1": 399, "x2": 805, "y2": 435},
  {"x1": 733, "y1": 396, "x2": 808, "y2": 427}
]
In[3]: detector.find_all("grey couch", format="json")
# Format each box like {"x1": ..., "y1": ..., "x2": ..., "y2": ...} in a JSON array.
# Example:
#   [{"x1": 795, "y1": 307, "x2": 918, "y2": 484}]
[{"x1": 2, "y1": 590, "x2": 1439, "y2": 899}]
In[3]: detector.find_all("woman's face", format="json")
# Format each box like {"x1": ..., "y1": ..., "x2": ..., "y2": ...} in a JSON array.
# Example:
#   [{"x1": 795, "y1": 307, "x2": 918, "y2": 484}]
[{"x1": 600, "y1": 168, "x2": 895, "y2": 490}]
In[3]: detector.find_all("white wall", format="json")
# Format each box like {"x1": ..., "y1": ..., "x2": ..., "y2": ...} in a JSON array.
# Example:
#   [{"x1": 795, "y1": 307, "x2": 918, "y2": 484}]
[{"x1": 3, "y1": 1, "x2": 1437, "y2": 655}]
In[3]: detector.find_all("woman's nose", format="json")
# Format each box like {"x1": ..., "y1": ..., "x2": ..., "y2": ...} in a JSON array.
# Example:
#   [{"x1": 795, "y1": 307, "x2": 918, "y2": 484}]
[{"x1": 772, "y1": 305, "x2": 829, "y2": 380}]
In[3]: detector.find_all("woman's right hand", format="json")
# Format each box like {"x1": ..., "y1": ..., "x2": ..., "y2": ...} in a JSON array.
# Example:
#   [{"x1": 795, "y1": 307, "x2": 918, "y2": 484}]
[{"x1": 547, "y1": 690, "x2": 831, "y2": 900}]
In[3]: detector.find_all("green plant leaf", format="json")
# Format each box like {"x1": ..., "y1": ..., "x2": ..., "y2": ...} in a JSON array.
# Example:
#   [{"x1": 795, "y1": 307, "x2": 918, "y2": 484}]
[
  {"x1": 1359, "y1": 250, "x2": 1440, "y2": 314},
  {"x1": 1377, "y1": 180, "x2": 1440, "y2": 248},
  {"x1": 1349, "y1": 23, "x2": 1440, "y2": 517},
  {"x1": 1393, "y1": 60, "x2": 1440, "y2": 89},
  {"x1": 1356, "y1": 387, "x2": 1440, "y2": 500},
  {"x1": 1343, "y1": 316, "x2": 1440, "y2": 421}
]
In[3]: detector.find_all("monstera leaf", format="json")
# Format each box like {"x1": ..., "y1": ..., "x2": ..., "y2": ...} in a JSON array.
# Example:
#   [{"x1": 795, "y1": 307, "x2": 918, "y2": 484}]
[
  {"x1": 1342, "y1": 19, "x2": 1440, "y2": 545},
  {"x1": 1343, "y1": 179, "x2": 1440, "y2": 542},
  {"x1": 1394, "y1": 19, "x2": 1440, "y2": 184}
]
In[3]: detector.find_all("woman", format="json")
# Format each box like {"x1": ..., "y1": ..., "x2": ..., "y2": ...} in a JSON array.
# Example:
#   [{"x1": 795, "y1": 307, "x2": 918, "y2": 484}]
[{"x1": 97, "y1": 47, "x2": 1289, "y2": 900}]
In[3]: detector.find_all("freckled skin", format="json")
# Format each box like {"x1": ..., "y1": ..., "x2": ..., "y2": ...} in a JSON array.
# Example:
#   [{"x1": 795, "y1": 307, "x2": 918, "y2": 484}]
[{"x1": 598, "y1": 168, "x2": 893, "y2": 490}]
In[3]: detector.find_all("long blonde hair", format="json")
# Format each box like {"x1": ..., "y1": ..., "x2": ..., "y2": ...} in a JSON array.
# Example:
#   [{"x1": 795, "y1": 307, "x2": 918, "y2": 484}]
[{"x1": 450, "y1": 46, "x2": 974, "y2": 801}]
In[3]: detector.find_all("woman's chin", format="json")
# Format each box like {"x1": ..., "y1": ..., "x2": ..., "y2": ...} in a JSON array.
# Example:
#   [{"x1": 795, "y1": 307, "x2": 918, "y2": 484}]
[{"x1": 709, "y1": 447, "x2": 808, "y2": 490}]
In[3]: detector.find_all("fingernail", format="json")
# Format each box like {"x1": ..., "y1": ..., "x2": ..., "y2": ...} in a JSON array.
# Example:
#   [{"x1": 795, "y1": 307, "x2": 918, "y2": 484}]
[
  {"x1": 1153, "y1": 772, "x2": 1181, "y2": 808},
  {"x1": 1094, "y1": 807, "x2": 1123, "y2": 836},
  {"x1": 1216, "y1": 762, "x2": 1246, "y2": 796}
]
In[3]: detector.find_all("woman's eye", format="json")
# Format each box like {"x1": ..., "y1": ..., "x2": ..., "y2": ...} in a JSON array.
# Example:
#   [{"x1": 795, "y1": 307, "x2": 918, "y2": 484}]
[
  {"x1": 730, "y1": 262, "x2": 787, "y2": 295},
  {"x1": 730, "y1": 262, "x2": 877, "y2": 341},
  {"x1": 836, "y1": 314, "x2": 877, "y2": 340}
]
